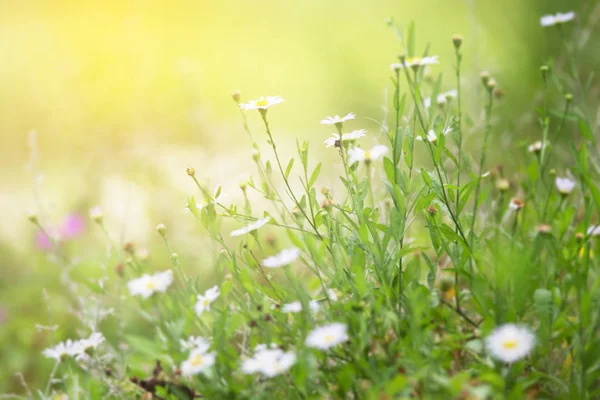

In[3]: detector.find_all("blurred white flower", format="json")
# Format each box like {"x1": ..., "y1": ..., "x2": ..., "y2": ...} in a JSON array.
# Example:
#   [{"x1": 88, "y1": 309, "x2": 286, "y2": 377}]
[
  {"x1": 528, "y1": 141, "x2": 543, "y2": 153},
  {"x1": 424, "y1": 89, "x2": 457, "y2": 108},
  {"x1": 416, "y1": 127, "x2": 452, "y2": 143},
  {"x1": 230, "y1": 217, "x2": 271, "y2": 237},
  {"x1": 586, "y1": 225, "x2": 600, "y2": 236},
  {"x1": 305, "y1": 323, "x2": 348, "y2": 350},
  {"x1": 239, "y1": 96, "x2": 284, "y2": 111},
  {"x1": 391, "y1": 55, "x2": 439, "y2": 70},
  {"x1": 555, "y1": 177, "x2": 576, "y2": 195},
  {"x1": 89, "y1": 206, "x2": 103, "y2": 223},
  {"x1": 262, "y1": 247, "x2": 301, "y2": 268},
  {"x1": 181, "y1": 348, "x2": 216, "y2": 376},
  {"x1": 180, "y1": 336, "x2": 211, "y2": 352},
  {"x1": 541, "y1": 11, "x2": 575, "y2": 27},
  {"x1": 79, "y1": 332, "x2": 105, "y2": 352},
  {"x1": 42, "y1": 340, "x2": 83, "y2": 362},
  {"x1": 281, "y1": 300, "x2": 320, "y2": 313},
  {"x1": 320, "y1": 113, "x2": 356, "y2": 126},
  {"x1": 127, "y1": 270, "x2": 174, "y2": 299},
  {"x1": 347, "y1": 145, "x2": 389, "y2": 164},
  {"x1": 323, "y1": 129, "x2": 367, "y2": 148},
  {"x1": 241, "y1": 345, "x2": 296, "y2": 377},
  {"x1": 326, "y1": 288, "x2": 339, "y2": 302},
  {"x1": 195, "y1": 285, "x2": 221, "y2": 316},
  {"x1": 486, "y1": 324, "x2": 535, "y2": 363}
]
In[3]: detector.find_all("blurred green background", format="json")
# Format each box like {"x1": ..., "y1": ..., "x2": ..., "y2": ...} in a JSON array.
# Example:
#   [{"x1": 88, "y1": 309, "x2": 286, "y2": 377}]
[{"x1": 0, "y1": 0, "x2": 592, "y2": 394}]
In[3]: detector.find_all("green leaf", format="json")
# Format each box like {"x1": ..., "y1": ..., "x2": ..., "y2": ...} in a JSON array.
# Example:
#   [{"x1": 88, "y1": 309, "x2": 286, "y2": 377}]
[
  {"x1": 285, "y1": 158, "x2": 294, "y2": 179},
  {"x1": 578, "y1": 118, "x2": 594, "y2": 142},
  {"x1": 309, "y1": 162, "x2": 322, "y2": 187},
  {"x1": 383, "y1": 156, "x2": 396, "y2": 184}
]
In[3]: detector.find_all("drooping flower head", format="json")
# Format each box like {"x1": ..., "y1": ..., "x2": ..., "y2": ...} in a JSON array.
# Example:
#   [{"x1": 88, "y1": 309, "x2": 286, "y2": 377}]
[
  {"x1": 541, "y1": 11, "x2": 575, "y2": 27},
  {"x1": 230, "y1": 217, "x2": 271, "y2": 237},
  {"x1": 127, "y1": 270, "x2": 174, "y2": 299},
  {"x1": 509, "y1": 198, "x2": 525, "y2": 211},
  {"x1": 347, "y1": 145, "x2": 389, "y2": 165},
  {"x1": 195, "y1": 285, "x2": 221, "y2": 316},
  {"x1": 323, "y1": 129, "x2": 367, "y2": 148},
  {"x1": 262, "y1": 247, "x2": 301, "y2": 268},
  {"x1": 305, "y1": 323, "x2": 349, "y2": 350},
  {"x1": 424, "y1": 89, "x2": 457, "y2": 108},
  {"x1": 486, "y1": 324, "x2": 535, "y2": 363}
]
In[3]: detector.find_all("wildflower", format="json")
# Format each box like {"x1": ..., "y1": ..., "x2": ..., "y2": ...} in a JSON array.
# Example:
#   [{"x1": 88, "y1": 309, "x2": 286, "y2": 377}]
[
  {"x1": 305, "y1": 323, "x2": 348, "y2": 350},
  {"x1": 586, "y1": 226, "x2": 600, "y2": 237},
  {"x1": 181, "y1": 348, "x2": 216, "y2": 376},
  {"x1": 180, "y1": 336, "x2": 211, "y2": 352},
  {"x1": 541, "y1": 11, "x2": 575, "y2": 27},
  {"x1": 555, "y1": 177, "x2": 575, "y2": 195},
  {"x1": 347, "y1": 145, "x2": 389, "y2": 165},
  {"x1": 230, "y1": 217, "x2": 271, "y2": 237},
  {"x1": 239, "y1": 96, "x2": 284, "y2": 112},
  {"x1": 281, "y1": 300, "x2": 320, "y2": 313},
  {"x1": 241, "y1": 345, "x2": 296, "y2": 377},
  {"x1": 42, "y1": 340, "x2": 83, "y2": 362},
  {"x1": 79, "y1": 332, "x2": 105, "y2": 352},
  {"x1": 528, "y1": 141, "x2": 543, "y2": 154},
  {"x1": 424, "y1": 90, "x2": 457, "y2": 108},
  {"x1": 320, "y1": 113, "x2": 356, "y2": 127},
  {"x1": 486, "y1": 324, "x2": 535, "y2": 363},
  {"x1": 416, "y1": 127, "x2": 452, "y2": 143},
  {"x1": 156, "y1": 223, "x2": 167, "y2": 236},
  {"x1": 536, "y1": 224, "x2": 552, "y2": 235},
  {"x1": 195, "y1": 286, "x2": 221, "y2": 316},
  {"x1": 509, "y1": 198, "x2": 524, "y2": 211},
  {"x1": 391, "y1": 55, "x2": 439, "y2": 71},
  {"x1": 326, "y1": 288, "x2": 340, "y2": 302},
  {"x1": 262, "y1": 247, "x2": 301, "y2": 268},
  {"x1": 452, "y1": 34, "x2": 463, "y2": 49},
  {"x1": 496, "y1": 178, "x2": 510, "y2": 192},
  {"x1": 127, "y1": 270, "x2": 174, "y2": 299},
  {"x1": 89, "y1": 207, "x2": 103, "y2": 223},
  {"x1": 323, "y1": 129, "x2": 367, "y2": 148}
]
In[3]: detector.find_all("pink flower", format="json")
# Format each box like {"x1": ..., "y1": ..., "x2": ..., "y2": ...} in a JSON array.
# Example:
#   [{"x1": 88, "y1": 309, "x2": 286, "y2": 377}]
[
  {"x1": 59, "y1": 214, "x2": 85, "y2": 239},
  {"x1": 36, "y1": 230, "x2": 54, "y2": 250}
]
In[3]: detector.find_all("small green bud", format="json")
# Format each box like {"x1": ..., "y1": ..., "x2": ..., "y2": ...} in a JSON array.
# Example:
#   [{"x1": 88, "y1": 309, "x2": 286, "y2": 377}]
[
  {"x1": 452, "y1": 34, "x2": 463, "y2": 49},
  {"x1": 186, "y1": 167, "x2": 195, "y2": 177},
  {"x1": 156, "y1": 223, "x2": 167, "y2": 236},
  {"x1": 480, "y1": 71, "x2": 490, "y2": 86},
  {"x1": 565, "y1": 93, "x2": 573, "y2": 102},
  {"x1": 231, "y1": 90, "x2": 241, "y2": 104},
  {"x1": 27, "y1": 211, "x2": 38, "y2": 224}
]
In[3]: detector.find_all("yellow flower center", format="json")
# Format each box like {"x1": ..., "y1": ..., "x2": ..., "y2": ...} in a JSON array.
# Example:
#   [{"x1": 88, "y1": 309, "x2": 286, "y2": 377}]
[
  {"x1": 190, "y1": 354, "x2": 204, "y2": 367},
  {"x1": 255, "y1": 97, "x2": 268, "y2": 107},
  {"x1": 407, "y1": 56, "x2": 422, "y2": 65},
  {"x1": 502, "y1": 340, "x2": 518, "y2": 350},
  {"x1": 364, "y1": 151, "x2": 371, "y2": 161},
  {"x1": 324, "y1": 334, "x2": 334, "y2": 344},
  {"x1": 146, "y1": 281, "x2": 155, "y2": 290},
  {"x1": 203, "y1": 298, "x2": 210, "y2": 306}
]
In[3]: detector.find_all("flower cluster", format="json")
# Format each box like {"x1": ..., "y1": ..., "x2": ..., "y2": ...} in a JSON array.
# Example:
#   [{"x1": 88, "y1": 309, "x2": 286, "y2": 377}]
[{"x1": 43, "y1": 332, "x2": 105, "y2": 362}]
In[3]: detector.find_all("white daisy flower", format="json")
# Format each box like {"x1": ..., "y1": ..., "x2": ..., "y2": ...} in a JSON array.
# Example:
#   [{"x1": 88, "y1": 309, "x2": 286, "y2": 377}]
[
  {"x1": 241, "y1": 346, "x2": 296, "y2": 377},
  {"x1": 528, "y1": 141, "x2": 543, "y2": 153},
  {"x1": 320, "y1": 112, "x2": 356, "y2": 126},
  {"x1": 424, "y1": 89, "x2": 458, "y2": 108},
  {"x1": 127, "y1": 270, "x2": 174, "y2": 299},
  {"x1": 89, "y1": 206, "x2": 103, "y2": 223},
  {"x1": 391, "y1": 55, "x2": 439, "y2": 71},
  {"x1": 230, "y1": 217, "x2": 271, "y2": 237},
  {"x1": 79, "y1": 332, "x2": 105, "y2": 352},
  {"x1": 42, "y1": 340, "x2": 83, "y2": 362},
  {"x1": 326, "y1": 288, "x2": 339, "y2": 302},
  {"x1": 181, "y1": 348, "x2": 216, "y2": 376},
  {"x1": 194, "y1": 285, "x2": 221, "y2": 316},
  {"x1": 323, "y1": 129, "x2": 367, "y2": 148},
  {"x1": 281, "y1": 300, "x2": 320, "y2": 313},
  {"x1": 555, "y1": 177, "x2": 576, "y2": 195},
  {"x1": 262, "y1": 247, "x2": 301, "y2": 268},
  {"x1": 347, "y1": 145, "x2": 389, "y2": 164},
  {"x1": 485, "y1": 324, "x2": 535, "y2": 363},
  {"x1": 180, "y1": 336, "x2": 211, "y2": 352},
  {"x1": 305, "y1": 323, "x2": 348, "y2": 350},
  {"x1": 239, "y1": 96, "x2": 284, "y2": 111},
  {"x1": 541, "y1": 11, "x2": 575, "y2": 27}
]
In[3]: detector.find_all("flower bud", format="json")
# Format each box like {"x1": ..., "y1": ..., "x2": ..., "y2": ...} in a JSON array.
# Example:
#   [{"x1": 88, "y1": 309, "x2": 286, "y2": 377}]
[
  {"x1": 452, "y1": 34, "x2": 463, "y2": 49},
  {"x1": 123, "y1": 242, "x2": 135, "y2": 254},
  {"x1": 480, "y1": 71, "x2": 490, "y2": 86},
  {"x1": 231, "y1": 90, "x2": 241, "y2": 104},
  {"x1": 89, "y1": 207, "x2": 103, "y2": 224},
  {"x1": 170, "y1": 253, "x2": 179, "y2": 263},
  {"x1": 114, "y1": 263, "x2": 125, "y2": 277},
  {"x1": 186, "y1": 167, "x2": 195, "y2": 177},
  {"x1": 565, "y1": 93, "x2": 573, "y2": 103},
  {"x1": 540, "y1": 65, "x2": 549, "y2": 81},
  {"x1": 27, "y1": 211, "x2": 38, "y2": 224},
  {"x1": 320, "y1": 186, "x2": 330, "y2": 196},
  {"x1": 321, "y1": 198, "x2": 335, "y2": 210},
  {"x1": 252, "y1": 149, "x2": 260, "y2": 162},
  {"x1": 496, "y1": 178, "x2": 510, "y2": 192},
  {"x1": 427, "y1": 205, "x2": 437, "y2": 215},
  {"x1": 156, "y1": 223, "x2": 167, "y2": 236},
  {"x1": 536, "y1": 224, "x2": 552, "y2": 235},
  {"x1": 486, "y1": 78, "x2": 497, "y2": 90},
  {"x1": 239, "y1": 181, "x2": 248, "y2": 192}
]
